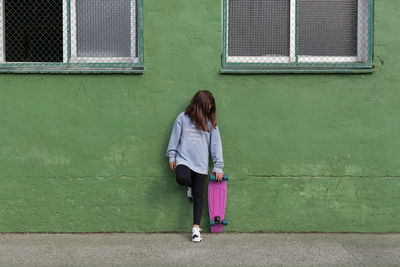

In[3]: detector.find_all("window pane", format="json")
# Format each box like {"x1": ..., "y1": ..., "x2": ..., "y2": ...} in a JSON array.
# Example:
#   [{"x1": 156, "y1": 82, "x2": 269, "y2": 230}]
[
  {"x1": 76, "y1": 0, "x2": 133, "y2": 58},
  {"x1": 4, "y1": 0, "x2": 63, "y2": 62},
  {"x1": 298, "y1": 0, "x2": 358, "y2": 57},
  {"x1": 227, "y1": 0, "x2": 290, "y2": 57}
]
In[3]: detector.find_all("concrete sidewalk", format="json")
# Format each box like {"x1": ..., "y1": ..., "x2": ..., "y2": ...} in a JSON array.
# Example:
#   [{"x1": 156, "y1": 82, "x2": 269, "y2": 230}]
[{"x1": 0, "y1": 233, "x2": 399, "y2": 266}]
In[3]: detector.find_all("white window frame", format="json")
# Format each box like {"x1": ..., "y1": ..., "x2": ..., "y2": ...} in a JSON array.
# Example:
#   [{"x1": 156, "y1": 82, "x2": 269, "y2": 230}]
[
  {"x1": 0, "y1": 0, "x2": 4, "y2": 63},
  {"x1": 298, "y1": 0, "x2": 369, "y2": 63},
  {"x1": 63, "y1": 0, "x2": 68, "y2": 63},
  {"x1": 225, "y1": 0, "x2": 369, "y2": 64},
  {"x1": 226, "y1": 0, "x2": 296, "y2": 64},
  {"x1": 0, "y1": 0, "x2": 138, "y2": 64},
  {"x1": 0, "y1": 0, "x2": 68, "y2": 63},
  {"x1": 70, "y1": 0, "x2": 138, "y2": 63}
]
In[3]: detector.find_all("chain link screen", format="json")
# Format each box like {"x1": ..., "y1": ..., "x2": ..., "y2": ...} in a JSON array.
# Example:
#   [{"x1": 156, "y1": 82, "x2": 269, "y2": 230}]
[
  {"x1": 228, "y1": 0, "x2": 290, "y2": 58},
  {"x1": 4, "y1": 0, "x2": 63, "y2": 62},
  {"x1": 0, "y1": 0, "x2": 143, "y2": 72},
  {"x1": 223, "y1": 0, "x2": 372, "y2": 70},
  {"x1": 298, "y1": 0, "x2": 358, "y2": 57},
  {"x1": 76, "y1": 0, "x2": 132, "y2": 58}
]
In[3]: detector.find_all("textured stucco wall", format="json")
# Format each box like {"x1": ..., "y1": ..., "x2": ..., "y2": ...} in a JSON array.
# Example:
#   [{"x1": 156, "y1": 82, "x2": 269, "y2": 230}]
[{"x1": 0, "y1": 0, "x2": 399, "y2": 232}]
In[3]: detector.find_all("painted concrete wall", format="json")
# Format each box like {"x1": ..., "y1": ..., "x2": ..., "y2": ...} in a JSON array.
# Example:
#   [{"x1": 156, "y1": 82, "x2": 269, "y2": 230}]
[{"x1": 0, "y1": 0, "x2": 399, "y2": 232}]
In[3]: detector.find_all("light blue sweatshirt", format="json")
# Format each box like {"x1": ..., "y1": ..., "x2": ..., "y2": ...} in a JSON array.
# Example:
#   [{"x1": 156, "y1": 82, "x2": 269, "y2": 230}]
[{"x1": 166, "y1": 112, "x2": 224, "y2": 175}]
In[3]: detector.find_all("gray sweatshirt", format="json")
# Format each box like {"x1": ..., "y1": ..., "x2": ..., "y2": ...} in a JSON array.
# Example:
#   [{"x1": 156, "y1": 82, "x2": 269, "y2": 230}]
[{"x1": 166, "y1": 112, "x2": 224, "y2": 175}]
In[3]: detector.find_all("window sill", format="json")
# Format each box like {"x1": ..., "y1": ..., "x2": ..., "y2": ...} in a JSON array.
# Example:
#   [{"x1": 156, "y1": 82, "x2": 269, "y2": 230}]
[
  {"x1": 0, "y1": 66, "x2": 144, "y2": 74},
  {"x1": 220, "y1": 66, "x2": 374, "y2": 74}
]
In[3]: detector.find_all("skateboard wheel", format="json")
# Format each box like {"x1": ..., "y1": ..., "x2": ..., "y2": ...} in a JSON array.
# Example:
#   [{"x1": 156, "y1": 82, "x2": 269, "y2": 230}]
[
  {"x1": 222, "y1": 219, "x2": 228, "y2": 226},
  {"x1": 210, "y1": 220, "x2": 215, "y2": 226},
  {"x1": 223, "y1": 175, "x2": 229, "y2": 181},
  {"x1": 209, "y1": 175, "x2": 216, "y2": 181}
]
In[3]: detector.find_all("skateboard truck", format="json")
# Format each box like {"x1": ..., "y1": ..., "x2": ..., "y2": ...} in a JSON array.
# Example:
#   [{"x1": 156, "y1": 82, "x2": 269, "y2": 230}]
[
  {"x1": 209, "y1": 216, "x2": 228, "y2": 226},
  {"x1": 209, "y1": 174, "x2": 229, "y2": 181}
]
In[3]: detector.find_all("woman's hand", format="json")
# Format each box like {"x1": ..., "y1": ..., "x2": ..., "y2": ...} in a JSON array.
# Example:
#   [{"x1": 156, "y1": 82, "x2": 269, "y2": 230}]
[
  {"x1": 215, "y1": 172, "x2": 223, "y2": 181},
  {"x1": 169, "y1": 162, "x2": 176, "y2": 172}
]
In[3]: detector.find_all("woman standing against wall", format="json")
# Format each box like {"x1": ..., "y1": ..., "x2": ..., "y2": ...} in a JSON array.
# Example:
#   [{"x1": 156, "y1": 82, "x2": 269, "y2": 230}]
[{"x1": 166, "y1": 90, "x2": 224, "y2": 242}]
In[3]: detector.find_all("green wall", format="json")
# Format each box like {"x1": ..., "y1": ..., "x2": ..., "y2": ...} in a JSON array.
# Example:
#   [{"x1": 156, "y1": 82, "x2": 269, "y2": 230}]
[{"x1": 1, "y1": 0, "x2": 399, "y2": 232}]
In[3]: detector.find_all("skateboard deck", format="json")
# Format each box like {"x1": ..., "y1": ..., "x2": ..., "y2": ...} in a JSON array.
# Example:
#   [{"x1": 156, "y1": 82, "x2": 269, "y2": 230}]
[{"x1": 208, "y1": 173, "x2": 228, "y2": 233}]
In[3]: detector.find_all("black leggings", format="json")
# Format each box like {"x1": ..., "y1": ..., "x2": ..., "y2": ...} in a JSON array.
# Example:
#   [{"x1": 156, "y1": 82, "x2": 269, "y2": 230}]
[{"x1": 175, "y1": 164, "x2": 206, "y2": 225}]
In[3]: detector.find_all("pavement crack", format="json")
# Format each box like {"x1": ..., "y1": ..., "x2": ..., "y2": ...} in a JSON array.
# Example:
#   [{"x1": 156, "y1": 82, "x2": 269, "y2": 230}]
[{"x1": 329, "y1": 233, "x2": 366, "y2": 267}]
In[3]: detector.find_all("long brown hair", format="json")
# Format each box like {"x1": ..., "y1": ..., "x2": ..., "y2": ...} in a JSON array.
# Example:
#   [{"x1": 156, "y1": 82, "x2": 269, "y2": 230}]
[{"x1": 184, "y1": 90, "x2": 217, "y2": 132}]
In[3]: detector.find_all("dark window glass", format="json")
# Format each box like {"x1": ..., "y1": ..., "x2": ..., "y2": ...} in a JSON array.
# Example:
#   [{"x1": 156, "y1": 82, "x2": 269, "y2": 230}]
[
  {"x1": 228, "y1": 0, "x2": 290, "y2": 57},
  {"x1": 76, "y1": 0, "x2": 132, "y2": 58},
  {"x1": 298, "y1": 0, "x2": 358, "y2": 56},
  {"x1": 4, "y1": 0, "x2": 63, "y2": 62}
]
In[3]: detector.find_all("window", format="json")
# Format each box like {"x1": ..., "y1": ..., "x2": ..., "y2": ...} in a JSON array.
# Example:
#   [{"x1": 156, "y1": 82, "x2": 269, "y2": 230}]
[
  {"x1": 0, "y1": 0, "x2": 143, "y2": 73},
  {"x1": 222, "y1": 0, "x2": 373, "y2": 73}
]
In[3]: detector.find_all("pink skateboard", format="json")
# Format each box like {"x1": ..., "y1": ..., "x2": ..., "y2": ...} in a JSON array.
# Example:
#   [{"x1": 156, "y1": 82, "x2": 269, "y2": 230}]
[{"x1": 208, "y1": 173, "x2": 229, "y2": 233}]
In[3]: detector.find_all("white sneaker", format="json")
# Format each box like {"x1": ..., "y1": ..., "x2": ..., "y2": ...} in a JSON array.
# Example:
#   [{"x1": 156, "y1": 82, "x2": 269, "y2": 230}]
[
  {"x1": 187, "y1": 187, "x2": 193, "y2": 201},
  {"x1": 192, "y1": 227, "x2": 202, "y2": 242}
]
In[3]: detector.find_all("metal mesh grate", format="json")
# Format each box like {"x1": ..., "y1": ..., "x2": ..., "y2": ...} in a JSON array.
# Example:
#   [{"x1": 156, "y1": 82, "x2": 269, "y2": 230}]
[
  {"x1": 228, "y1": 0, "x2": 290, "y2": 58},
  {"x1": 4, "y1": 0, "x2": 63, "y2": 62},
  {"x1": 298, "y1": 0, "x2": 358, "y2": 57},
  {"x1": 223, "y1": 0, "x2": 372, "y2": 69},
  {"x1": 0, "y1": 0, "x2": 143, "y2": 72},
  {"x1": 76, "y1": 0, "x2": 132, "y2": 58}
]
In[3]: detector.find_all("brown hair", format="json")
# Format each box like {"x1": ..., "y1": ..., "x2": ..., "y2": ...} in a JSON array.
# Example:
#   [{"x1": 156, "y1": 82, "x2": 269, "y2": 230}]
[{"x1": 184, "y1": 90, "x2": 217, "y2": 132}]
